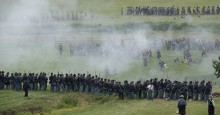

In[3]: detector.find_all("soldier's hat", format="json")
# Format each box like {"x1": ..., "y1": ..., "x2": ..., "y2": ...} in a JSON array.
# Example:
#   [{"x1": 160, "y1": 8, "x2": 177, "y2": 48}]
[
  {"x1": 2, "y1": 71, "x2": 4, "y2": 73},
  {"x1": 180, "y1": 95, "x2": 184, "y2": 98}
]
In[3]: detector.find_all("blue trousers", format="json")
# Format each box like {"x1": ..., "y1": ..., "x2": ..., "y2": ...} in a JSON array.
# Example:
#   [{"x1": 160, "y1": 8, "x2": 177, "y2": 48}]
[
  {"x1": 60, "y1": 84, "x2": 64, "y2": 92},
  {"x1": 194, "y1": 93, "x2": 199, "y2": 100},
  {"x1": 148, "y1": 90, "x2": 153, "y2": 99},
  {"x1": 159, "y1": 89, "x2": 164, "y2": 98},
  {"x1": 154, "y1": 89, "x2": 158, "y2": 98},
  {"x1": 142, "y1": 91, "x2": 147, "y2": 98}
]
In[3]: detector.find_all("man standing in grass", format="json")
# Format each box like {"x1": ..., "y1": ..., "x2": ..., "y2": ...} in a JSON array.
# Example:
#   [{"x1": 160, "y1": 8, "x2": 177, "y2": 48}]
[
  {"x1": 208, "y1": 95, "x2": 215, "y2": 115},
  {"x1": 23, "y1": 80, "x2": 30, "y2": 97},
  {"x1": 177, "y1": 95, "x2": 187, "y2": 115},
  {"x1": 147, "y1": 82, "x2": 154, "y2": 100}
]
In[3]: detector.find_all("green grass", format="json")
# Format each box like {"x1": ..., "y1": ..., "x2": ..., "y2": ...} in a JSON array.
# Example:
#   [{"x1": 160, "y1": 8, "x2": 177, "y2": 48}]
[{"x1": 0, "y1": 88, "x2": 220, "y2": 115}]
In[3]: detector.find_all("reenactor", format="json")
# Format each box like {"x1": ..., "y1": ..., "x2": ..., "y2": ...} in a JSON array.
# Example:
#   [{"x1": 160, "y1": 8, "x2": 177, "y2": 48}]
[
  {"x1": 159, "y1": 60, "x2": 165, "y2": 71},
  {"x1": 175, "y1": 82, "x2": 181, "y2": 99},
  {"x1": 0, "y1": 71, "x2": 5, "y2": 89},
  {"x1": 64, "y1": 73, "x2": 69, "y2": 91},
  {"x1": 158, "y1": 79, "x2": 164, "y2": 98},
  {"x1": 5, "y1": 72, "x2": 10, "y2": 90},
  {"x1": 9, "y1": 73, "x2": 15, "y2": 90},
  {"x1": 68, "y1": 74, "x2": 73, "y2": 91},
  {"x1": 193, "y1": 7, "x2": 197, "y2": 15},
  {"x1": 196, "y1": 6, "x2": 200, "y2": 14},
  {"x1": 208, "y1": 95, "x2": 215, "y2": 115},
  {"x1": 207, "y1": 6, "x2": 211, "y2": 15},
  {"x1": 23, "y1": 80, "x2": 30, "y2": 97},
  {"x1": 176, "y1": 7, "x2": 180, "y2": 15},
  {"x1": 153, "y1": 78, "x2": 159, "y2": 98},
  {"x1": 193, "y1": 81, "x2": 199, "y2": 100},
  {"x1": 99, "y1": 78, "x2": 104, "y2": 93},
  {"x1": 165, "y1": 81, "x2": 172, "y2": 100},
  {"x1": 177, "y1": 95, "x2": 187, "y2": 115},
  {"x1": 181, "y1": 7, "x2": 186, "y2": 15},
  {"x1": 28, "y1": 73, "x2": 34, "y2": 90},
  {"x1": 90, "y1": 76, "x2": 95, "y2": 93},
  {"x1": 49, "y1": 73, "x2": 54, "y2": 91},
  {"x1": 59, "y1": 74, "x2": 65, "y2": 92},
  {"x1": 199, "y1": 80, "x2": 205, "y2": 101},
  {"x1": 157, "y1": 50, "x2": 161, "y2": 60},
  {"x1": 202, "y1": 47, "x2": 207, "y2": 57},
  {"x1": 136, "y1": 81, "x2": 142, "y2": 99},
  {"x1": 217, "y1": 5, "x2": 220, "y2": 14},
  {"x1": 109, "y1": 80, "x2": 114, "y2": 96},
  {"x1": 52, "y1": 74, "x2": 58, "y2": 92},
  {"x1": 118, "y1": 82, "x2": 124, "y2": 100},
  {"x1": 187, "y1": 6, "x2": 191, "y2": 15},
  {"x1": 204, "y1": 82, "x2": 212, "y2": 102},
  {"x1": 14, "y1": 72, "x2": 21, "y2": 91},
  {"x1": 187, "y1": 81, "x2": 194, "y2": 100},
  {"x1": 211, "y1": 6, "x2": 215, "y2": 14},
  {"x1": 142, "y1": 81, "x2": 148, "y2": 99},
  {"x1": 43, "y1": 73, "x2": 48, "y2": 91},
  {"x1": 171, "y1": 81, "x2": 177, "y2": 100},
  {"x1": 147, "y1": 82, "x2": 154, "y2": 100},
  {"x1": 124, "y1": 80, "x2": 129, "y2": 98},
  {"x1": 33, "y1": 74, "x2": 38, "y2": 91},
  {"x1": 103, "y1": 79, "x2": 108, "y2": 95},
  {"x1": 180, "y1": 83, "x2": 188, "y2": 100},
  {"x1": 202, "y1": 6, "x2": 206, "y2": 15},
  {"x1": 58, "y1": 44, "x2": 63, "y2": 55},
  {"x1": 131, "y1": 81, "x2": 136, "y2": 99}
]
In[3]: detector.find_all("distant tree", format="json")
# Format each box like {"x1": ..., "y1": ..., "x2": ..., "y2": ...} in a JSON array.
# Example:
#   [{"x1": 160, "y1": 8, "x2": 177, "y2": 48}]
[{"x1": 212, "y1": 57, "x2": 220, "y2": 78}]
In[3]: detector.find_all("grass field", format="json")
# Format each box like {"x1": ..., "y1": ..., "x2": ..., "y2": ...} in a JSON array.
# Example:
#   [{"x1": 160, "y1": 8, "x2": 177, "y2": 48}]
[
  {"x1": 0, "y1": 0, "x2": 220, "y2": 115},
  {"x1": 0, "y1": 87, "x2": 220, "y2": 115}
]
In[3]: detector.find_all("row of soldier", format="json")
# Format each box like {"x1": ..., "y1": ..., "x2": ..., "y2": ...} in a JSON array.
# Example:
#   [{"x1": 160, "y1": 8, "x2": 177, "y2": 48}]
[
  {"x1": 125, "y1": 5, "x2": 220, "y2": 16},
  {"x1": 0, "y1": 71, "x2": 212, "y2": 101},
  {"x1": 0, "y1": 71, "x2": 48, "y2": 91},
  {"x1": 165, "y1": 38, "x2": 219, "y2": 51}
]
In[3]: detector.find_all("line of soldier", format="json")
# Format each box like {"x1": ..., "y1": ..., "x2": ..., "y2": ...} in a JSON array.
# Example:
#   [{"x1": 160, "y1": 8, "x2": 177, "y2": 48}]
[
  {"x1": 0, "y1": 71, "x2": 48, "y2": 91},
  {"x1": 165, "y1": 38, "x2": 219, "y2": 51},
  {"x1": 125, "y1": 5, "x2": 220, "y2": 16},
  {"x1": 0, "y1": 71, "x2": 212, "y2": 102}
]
